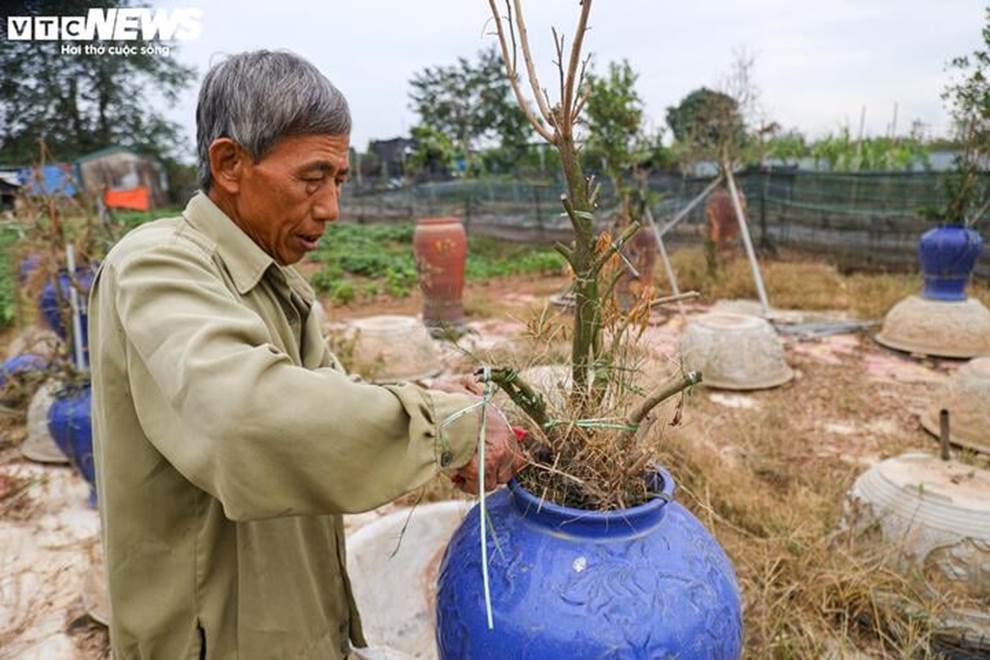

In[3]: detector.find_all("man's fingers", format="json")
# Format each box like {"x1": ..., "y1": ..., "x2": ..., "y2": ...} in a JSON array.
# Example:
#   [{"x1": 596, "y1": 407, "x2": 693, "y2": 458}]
[
  {"x1": 465, "y1": 473, "x2": 481, "y2": 494},
  {"x1": 495, "y1": 460, "x2": 514, "y2": 485},
  {"x1": 483, "y1": 468, "x2": 499, "y2": 492}
]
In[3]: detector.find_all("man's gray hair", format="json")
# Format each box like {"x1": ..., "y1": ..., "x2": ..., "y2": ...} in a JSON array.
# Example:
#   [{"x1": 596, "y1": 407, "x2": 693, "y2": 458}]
[{"x1": 196, "y1": 50, "x2": 351, "y2": 191}]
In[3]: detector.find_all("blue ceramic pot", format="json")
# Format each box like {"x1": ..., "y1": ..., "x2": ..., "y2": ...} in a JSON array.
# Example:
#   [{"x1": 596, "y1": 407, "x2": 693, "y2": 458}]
[
  {"x1": 48, "y1": 382, "x2": 96, "y2": 508},
  {"x1": 18, "y1": 254, "x2": 42, "y2": 285},
  {"x1": 436, "y1": 470, "x2": 743, "y2": 659},
  {"x1": 0, "y1": 353, "x2": 49, "y2": 406},
  {"x1": 38, "y1": 267, "x2": 95, "y2": 364},
  {"x1": 0, "y1": 353, "x2": 49, "y2": 387},
  {"x1": 918, "y1": 225, "x2": 984, "y2": 301}
]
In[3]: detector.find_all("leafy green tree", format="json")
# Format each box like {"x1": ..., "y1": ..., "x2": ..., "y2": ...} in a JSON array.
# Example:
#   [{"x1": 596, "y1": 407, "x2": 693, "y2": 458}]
[
  {"x1": 408, "y1": 47, "x2": 531, "y2": 174},
  {"x1": 934, "y1": 7, "x2": 990, "y2": 224},
  {"x1": 665, "y1": 87, "x2": 744, "y2": 158},
  {"x1": 0, "y1": 0, "x2": 196, "y2": 168},
  {"x1": 763, "y1": 129, "x2": 808, "y2": 165},
  {"x1": 584, "y1": 61, "x2": 644, "y2": 185},
  {"x1": 584, "y1": 60, "x2": 669, "y2": 224},
  {"x1": 406, "y1": 125, "x2": 458, "y2": 178},
  {"x1": 809, "y1": 127, "x2": 929, "y2": 172}
]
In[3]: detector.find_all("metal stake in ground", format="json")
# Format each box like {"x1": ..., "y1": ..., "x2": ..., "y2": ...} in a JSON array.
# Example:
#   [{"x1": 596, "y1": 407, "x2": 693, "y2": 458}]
[
  {"x1": 939, "y1": 409, "x2": 952, "y2": 461},
  {"x1": 65, "y1": 242, "x2": 87, "y2": 372},
  {"x1": 724, "y1": 163, "x2": 770, "y2": 315},
  {"x1": 644, "y1": 206, "x2": 685, "y2": 318},
  {"x1": 653, "y1": 175, "x2": 723, "y2": 239},
  {"x1": 644, "y1": 176, "x2": 722, "y2": 319}
]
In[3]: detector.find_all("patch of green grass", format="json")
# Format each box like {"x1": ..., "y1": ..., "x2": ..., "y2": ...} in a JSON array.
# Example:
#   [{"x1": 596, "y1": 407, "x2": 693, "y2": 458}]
[
  {"x1": 0, "y1": 225, "x2": 24, "y2": 327},
  {"x1": 309, "y1": 222, "x2": 564, "y2": 303},
  {"x1": 112, "y1": 207, "x2": 184, "y2": 231}
]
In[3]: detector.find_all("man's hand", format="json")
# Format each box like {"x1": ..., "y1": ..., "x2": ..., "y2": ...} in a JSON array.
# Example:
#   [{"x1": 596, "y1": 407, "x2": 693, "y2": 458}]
[
  {"x1": 428, "y1": 374, "x2": 485, "y2": 396},
  {"x1": 451, "y1": 406, "x2": 527, "y2": 495}
]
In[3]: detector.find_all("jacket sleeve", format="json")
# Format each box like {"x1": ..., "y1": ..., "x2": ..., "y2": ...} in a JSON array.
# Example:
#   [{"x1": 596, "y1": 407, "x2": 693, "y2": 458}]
[{"x1": 108, "y1": 240, "x2": 479, "y2": 521}]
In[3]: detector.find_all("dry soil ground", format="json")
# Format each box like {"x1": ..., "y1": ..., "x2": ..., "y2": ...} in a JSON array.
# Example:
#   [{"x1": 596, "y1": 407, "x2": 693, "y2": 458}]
[{"x1": 0, "y1": 264, "x2": 986, "y2": 659}]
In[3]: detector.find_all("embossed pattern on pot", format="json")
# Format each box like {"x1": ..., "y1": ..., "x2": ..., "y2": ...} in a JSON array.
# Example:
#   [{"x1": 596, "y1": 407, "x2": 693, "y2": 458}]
[{"x1": 435, "y1": 471, "x2": 743, "y2": 659}]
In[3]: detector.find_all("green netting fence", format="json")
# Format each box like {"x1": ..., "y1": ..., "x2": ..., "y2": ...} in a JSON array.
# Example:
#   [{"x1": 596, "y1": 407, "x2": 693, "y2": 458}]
[{"x1": 341, "y1": 170, "x2": 989, "y2": 279}]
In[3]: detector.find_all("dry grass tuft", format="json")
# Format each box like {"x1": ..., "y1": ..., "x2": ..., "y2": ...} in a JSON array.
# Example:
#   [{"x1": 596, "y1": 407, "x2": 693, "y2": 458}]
[
  {"x1": 656, "y1": 418, "x2": 945, "y2": 657},
  {"x1": 644, "y1": 350, "x2": 990, "y2": 658},
  {"x1": 666, "y1": 246, "x2": 990, "y2": 320}
]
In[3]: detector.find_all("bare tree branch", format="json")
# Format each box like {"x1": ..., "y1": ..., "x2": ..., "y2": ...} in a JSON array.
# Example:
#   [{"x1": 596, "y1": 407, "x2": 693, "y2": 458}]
[
  {"x1": 627, "y1": 371, "x2": 701, "y2": 428},
  {"x1": 552, "y1": 27, "x2": 566, "y2": 110},
  {"x1": 511, "y1": 0, "x2": 555, "y2": 126},
  {"x1": 562, "y1": 0, "x2": 593, "y2": 129},
  {"x1": 486, "y1": 0, "x2": 555, "y2": 143}
]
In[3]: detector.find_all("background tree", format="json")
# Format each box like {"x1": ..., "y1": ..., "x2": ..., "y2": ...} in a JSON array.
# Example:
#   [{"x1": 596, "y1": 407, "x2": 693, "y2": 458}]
[
  {"x1": 0, "y1": 0, "x2": 197, "y2": 201},
  {"x1": 763, "y1": 128, "x2": 808, "y2": 166},
  {"x1": 408, "y1": 47, "x2": 532, "y2": 175},
  {"x1": 406, "y1": 125, "x2": 457, "y2": 179},
  {"x1": 584, "y1": 60, "x2": 644, "y2": 189},
  {"x1": 932, "y1": 6, "x2": 990, "y2": 225},
  {"x1": 583, "y1": 59, "x2": 670, "y2": 298},
  {"x1": 665, "y1": 87, "x2": 744, "y2": 161}
]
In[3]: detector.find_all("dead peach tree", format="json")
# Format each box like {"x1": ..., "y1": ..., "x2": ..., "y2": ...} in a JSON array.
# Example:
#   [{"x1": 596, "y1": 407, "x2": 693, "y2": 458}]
[{"x1": 483, "y1": 0, "x2": 699, "y2": 509}]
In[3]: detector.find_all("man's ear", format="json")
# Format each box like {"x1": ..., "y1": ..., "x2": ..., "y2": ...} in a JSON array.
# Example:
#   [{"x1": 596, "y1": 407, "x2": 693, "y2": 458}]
[{"x1": 208, "y1": 138, "x2": 245, "y2": 195}]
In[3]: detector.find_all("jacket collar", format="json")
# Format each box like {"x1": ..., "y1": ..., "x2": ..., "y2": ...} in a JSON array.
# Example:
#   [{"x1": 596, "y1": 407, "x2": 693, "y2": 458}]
[{"x1": 182, "y1": 192, "x2": 275, "y2": 295}]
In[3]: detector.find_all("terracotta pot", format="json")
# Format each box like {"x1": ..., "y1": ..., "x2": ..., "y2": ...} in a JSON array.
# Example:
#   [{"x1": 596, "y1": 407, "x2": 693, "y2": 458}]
[
  {"x1": 615, "y1": 228, "x2": 658, "y2": 308},
  {"x1": 705, "y1": 188, "x2": 744, "y2": 247},
  {"x1": 413, "y1": 217, "x2": 467, "y2": 328}
]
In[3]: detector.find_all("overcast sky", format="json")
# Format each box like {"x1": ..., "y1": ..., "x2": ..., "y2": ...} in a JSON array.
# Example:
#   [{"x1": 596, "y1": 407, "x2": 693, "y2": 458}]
[{"x1": 157, "y1": 0, "x2": 987, "y2": 153}]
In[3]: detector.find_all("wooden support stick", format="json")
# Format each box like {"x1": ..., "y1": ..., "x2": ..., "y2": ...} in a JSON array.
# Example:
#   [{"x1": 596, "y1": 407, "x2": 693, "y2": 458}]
[
  {"x1": 724, "y1": 164, "x2": 770, "y2": 315},
  {"x1": 645, "y1": 206, "x2": 686, "y2": 318},
  {"x1": 939, "y1": 409, "x2": 951, "y2": 461},
  {"x1": 653, "y1": 175, "x2": 723, "y2": 239}
]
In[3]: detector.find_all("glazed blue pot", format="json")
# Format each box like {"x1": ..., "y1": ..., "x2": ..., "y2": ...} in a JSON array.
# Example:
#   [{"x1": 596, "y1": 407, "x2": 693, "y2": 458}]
[
  {"x1": 48, "y1": 383, "x2": 96, "y2": 508},
  {"x1": 38, "y1": 267, "x2": 95, "y2": 364},
  {"x1": 0, "y1": 353, "x2": 49, "y2": 387},
  {"x1": 0, "y1": 353, "x2": 49, "y2": 406},
  {"x1": 436, "y1": 470, "x2": 743, "y2": 659},
  {"x1": 918, "y1": 225, "x2": 984, "y2": 301},
  {"x1": 18, "y1": 253, "x2": 42, "y2": 285}
]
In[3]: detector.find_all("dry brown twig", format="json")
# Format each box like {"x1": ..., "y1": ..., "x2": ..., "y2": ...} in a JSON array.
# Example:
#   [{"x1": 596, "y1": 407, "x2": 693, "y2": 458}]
[{"x1": 482, "y1": 0, "x2": 699, "y2": 509}]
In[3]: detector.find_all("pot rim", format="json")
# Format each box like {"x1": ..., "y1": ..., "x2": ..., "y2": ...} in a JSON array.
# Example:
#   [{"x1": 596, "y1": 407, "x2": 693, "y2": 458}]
[
  {"x1": 415, "y1": 216, "x2": 462, "y2": 226},
  {"x1": 506, "y1": 467, "x2": 676, "y2": 538}
]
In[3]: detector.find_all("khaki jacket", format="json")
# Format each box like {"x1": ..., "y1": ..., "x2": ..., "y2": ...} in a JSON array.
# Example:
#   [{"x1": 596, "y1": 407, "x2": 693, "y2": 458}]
[{"x1": 89, "y1": 193, "x2": 479, "y2": 659}]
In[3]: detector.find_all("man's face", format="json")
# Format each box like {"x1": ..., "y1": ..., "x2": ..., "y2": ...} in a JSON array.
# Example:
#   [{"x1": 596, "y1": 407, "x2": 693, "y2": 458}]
[{"x1": 233, "y1": 133, "x2": 350, "y2": 265}]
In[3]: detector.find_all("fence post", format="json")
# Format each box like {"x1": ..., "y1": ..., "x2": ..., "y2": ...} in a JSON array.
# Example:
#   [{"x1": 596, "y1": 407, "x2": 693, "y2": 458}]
[
  {"x1": 464, "y1": 193, "x2": 472, "y2": 232},
  {"x1": 535, "y1": 184, "x2": 544, "y2": 242},
  {"x1": 759, "y1": 170, "x2": 769, "y2": 249}
]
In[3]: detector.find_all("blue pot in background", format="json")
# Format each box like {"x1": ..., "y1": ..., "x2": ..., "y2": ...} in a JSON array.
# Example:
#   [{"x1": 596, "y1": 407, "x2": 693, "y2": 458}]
[
  {"x1": 18, "y1": 253, "x2": 42, "y2": 285},
  {"x1": 38, "y1": 267, "x2": 95, "y2": 365},
  {"x1": 918, "y1": 225, "x2": 984, "y2": 301},
  {"x1": 436, "y1": 470, "x2": 743, "y2": 659},
  {"x1": 0, "y1": 353, "x2": 50, "y2": 407},
  {"x1": 48, "y1": 382, "x2": 96, "y2": 508},
  {"x1": 0, "y1": 353, "x2": 50, "y2": 388}
]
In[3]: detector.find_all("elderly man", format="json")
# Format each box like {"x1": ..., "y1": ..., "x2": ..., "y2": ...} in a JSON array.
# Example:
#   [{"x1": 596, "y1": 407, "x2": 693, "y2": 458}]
[{"x1": 89, "y1": 50, "x2": 521, "y2": 659}]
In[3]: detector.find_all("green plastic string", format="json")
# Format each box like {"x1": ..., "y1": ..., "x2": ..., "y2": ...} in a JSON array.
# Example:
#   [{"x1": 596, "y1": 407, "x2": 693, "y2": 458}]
[{"x1": 542, "y1": 417, "x2": 640, "y2": 432}]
